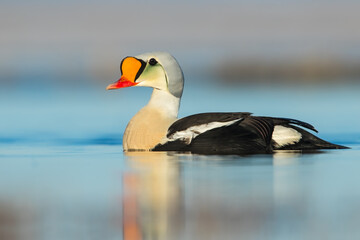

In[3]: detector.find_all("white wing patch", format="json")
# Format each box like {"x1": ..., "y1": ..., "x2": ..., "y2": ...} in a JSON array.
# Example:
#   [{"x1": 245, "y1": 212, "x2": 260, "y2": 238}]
[
  {"x1": 272, "y1": 125, "x2": 302, "y2": 147},
  {"x1": 163, "y1": 119, "x2": 241, "y2": 145}
]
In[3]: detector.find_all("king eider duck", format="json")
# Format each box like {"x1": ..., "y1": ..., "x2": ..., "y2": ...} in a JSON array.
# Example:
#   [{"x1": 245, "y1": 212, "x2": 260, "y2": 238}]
[{"x1": 106, "y1": 52, "x2": 347, "y2": 154}]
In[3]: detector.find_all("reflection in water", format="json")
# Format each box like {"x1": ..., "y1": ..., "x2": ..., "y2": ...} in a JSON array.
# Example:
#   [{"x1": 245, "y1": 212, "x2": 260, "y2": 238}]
[
  {"x1": 0, "y1": 145, "x2": 359, "y2": 239},
  {"x1": 273, "y1": 150, "x2": 302, "y2": 165},
  {"x1": 122, "y1": 152, "x2": 181, "y2": 240},
  {"x1": 122, "y1": 150, "x2": 360, "y2": 240},
  {"x1": 0, "y1": 202, "x2": 28, "y2": 240},
  {"x1": 122, "y1": 152, "x2": 303, "y2": 240}
]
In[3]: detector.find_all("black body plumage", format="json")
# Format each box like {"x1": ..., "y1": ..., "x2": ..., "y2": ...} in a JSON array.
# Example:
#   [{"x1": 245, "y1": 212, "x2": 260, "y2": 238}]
[{"x1": 153, "y1": 112, "x2": 348, "y2": 154}]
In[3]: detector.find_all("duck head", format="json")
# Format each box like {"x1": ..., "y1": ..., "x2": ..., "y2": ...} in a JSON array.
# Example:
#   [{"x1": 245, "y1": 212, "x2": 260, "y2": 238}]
[{"x1": 106, "y1": 52, "x2": 184, "y2": 98}]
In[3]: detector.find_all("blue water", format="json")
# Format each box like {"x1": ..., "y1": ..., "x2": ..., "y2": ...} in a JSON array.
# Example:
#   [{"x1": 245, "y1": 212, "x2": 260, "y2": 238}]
[
  {"x1": 1, "y1": 144, "x2": 360, "y2": 239},
  {"x1": 1, "y1": 82, "x2": 359, "y2": 143},
  {"x1": 1, "y1": 81, "x2": 360, "y2": 239}
]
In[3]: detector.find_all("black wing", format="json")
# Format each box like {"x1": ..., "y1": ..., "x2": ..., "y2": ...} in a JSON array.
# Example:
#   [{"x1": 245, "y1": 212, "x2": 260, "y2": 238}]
[
  {"x1": 166, "y1": 112, "x2": 252, "y2": 137},
  {"x1": 153, "y1": 113, "x2": 348, "y2": 154},
  {"x1": 266, "y1": 117, "x2": 318, "y2": 133},
  {"x1": 153, "y1": 113, "x2": 276, "y2": 154}
]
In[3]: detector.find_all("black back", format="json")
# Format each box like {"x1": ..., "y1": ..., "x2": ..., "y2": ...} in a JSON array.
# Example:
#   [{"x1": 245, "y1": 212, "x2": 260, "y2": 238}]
[
  {"x1": 153, "y1": 112, "x2": 348, "y2": 154},
  {"x1": 154, "y1": 113, "x2": 276, "y2": 154}
]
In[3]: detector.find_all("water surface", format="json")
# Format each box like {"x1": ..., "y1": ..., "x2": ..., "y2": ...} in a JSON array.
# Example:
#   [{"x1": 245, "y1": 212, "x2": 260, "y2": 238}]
[
  {"x1": 1, "y1": 143, "x2": 360, "y2": 240},
  {"x1": 1, "y1": 83, "x2": 359, "y2": 239}
]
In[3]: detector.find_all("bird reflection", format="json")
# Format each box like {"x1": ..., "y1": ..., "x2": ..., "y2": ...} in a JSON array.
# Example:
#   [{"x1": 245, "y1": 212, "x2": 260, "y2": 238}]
[
  {"x1": 122, "y1": 151, "x2": 182, "y2": 240},
  {"x1": 272, "y1": 150, "x2": 302, "y2": 165},
  {"x1": 121, "y1": 150, "x2": 323, "y2": 240}
]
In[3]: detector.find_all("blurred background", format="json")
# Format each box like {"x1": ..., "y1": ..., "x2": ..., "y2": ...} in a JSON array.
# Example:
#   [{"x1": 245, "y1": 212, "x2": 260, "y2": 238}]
[
  {"x1": 1, "y1": 1, "x2": 360, "y2": 239},
  {"x1": 1, "y1": 0, "x2": 360, "y2": 142},
  {"x1": 2, "y1": 0, "x2": 360, "y2": 83}
]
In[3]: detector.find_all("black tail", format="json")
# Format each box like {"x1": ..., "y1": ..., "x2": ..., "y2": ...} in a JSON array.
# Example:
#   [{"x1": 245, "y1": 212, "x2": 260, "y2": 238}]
[{"x1": 274, "y1": 125, "x2": 349, "y2": 150}]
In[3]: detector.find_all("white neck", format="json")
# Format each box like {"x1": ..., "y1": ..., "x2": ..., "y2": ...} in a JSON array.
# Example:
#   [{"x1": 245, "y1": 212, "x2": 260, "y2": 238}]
[{"x1": 146, "y1": 89, "x2": 181, "y2": 118}]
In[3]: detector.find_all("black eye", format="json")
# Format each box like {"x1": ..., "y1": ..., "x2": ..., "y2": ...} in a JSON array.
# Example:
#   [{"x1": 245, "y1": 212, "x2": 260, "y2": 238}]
[{"x1": 149, "y1": 58, "x2": 158, "y2": 66}]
